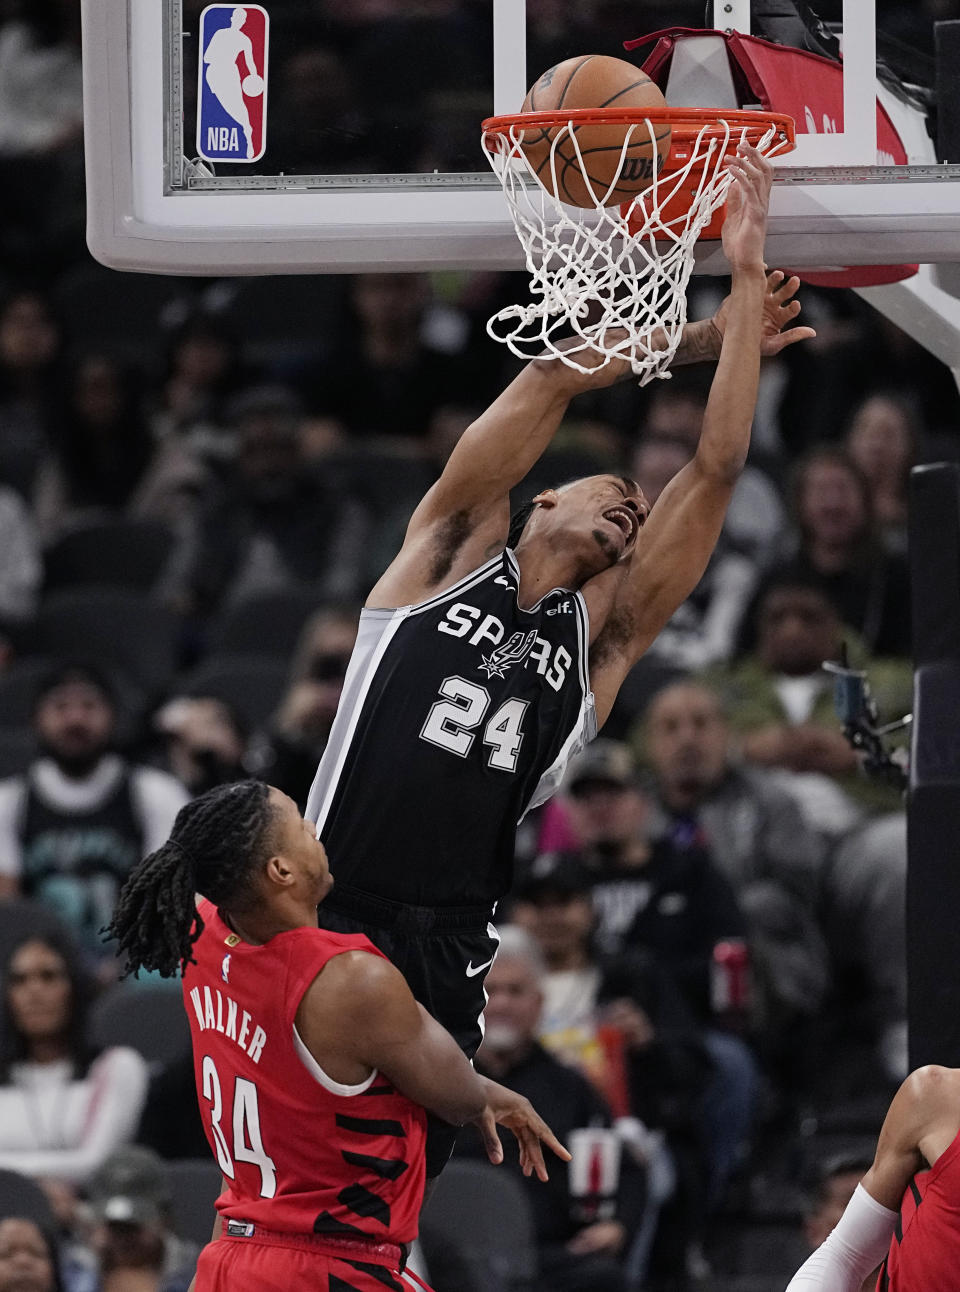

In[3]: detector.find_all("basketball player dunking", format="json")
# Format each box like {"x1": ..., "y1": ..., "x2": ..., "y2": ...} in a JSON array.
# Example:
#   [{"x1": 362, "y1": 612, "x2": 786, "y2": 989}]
[{"x1": 306, "y1": 146, "x2": 814, "y2": 1175}]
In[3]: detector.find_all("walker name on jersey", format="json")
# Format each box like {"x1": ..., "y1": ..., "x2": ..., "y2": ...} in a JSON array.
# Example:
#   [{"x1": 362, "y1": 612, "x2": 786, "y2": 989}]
[
  {"x1": 197, "y1": 5, "x2": 269, "y2": 163},
  {"x1": 188, "y1": 984, "x2": 267, "y2": 1063},
  {"x1": 438, "y1": 601, "x2": 573, "y2": 692}
]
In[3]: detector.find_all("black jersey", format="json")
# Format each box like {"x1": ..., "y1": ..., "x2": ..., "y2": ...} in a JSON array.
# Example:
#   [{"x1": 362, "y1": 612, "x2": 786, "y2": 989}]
[{"x1": 306, "y1": 549, "x2": 595, "y2": 908}]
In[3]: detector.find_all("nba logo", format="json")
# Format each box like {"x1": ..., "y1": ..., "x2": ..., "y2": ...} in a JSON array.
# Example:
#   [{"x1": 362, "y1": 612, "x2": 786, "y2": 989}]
[{"x1": 197, "y1": 5, "x2": 269, "y2": 163}]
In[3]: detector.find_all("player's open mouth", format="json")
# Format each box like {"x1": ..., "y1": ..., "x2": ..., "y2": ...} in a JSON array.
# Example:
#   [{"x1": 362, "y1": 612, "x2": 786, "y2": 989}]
[{"x1": 602, "y1": 505, "x2": 639, "y2": 543}]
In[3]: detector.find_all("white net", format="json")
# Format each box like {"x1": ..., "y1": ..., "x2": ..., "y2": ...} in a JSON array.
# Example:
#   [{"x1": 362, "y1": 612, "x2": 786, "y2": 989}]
[{"x1": 481, "y1": 113, "x2": 787, "y2": 383}]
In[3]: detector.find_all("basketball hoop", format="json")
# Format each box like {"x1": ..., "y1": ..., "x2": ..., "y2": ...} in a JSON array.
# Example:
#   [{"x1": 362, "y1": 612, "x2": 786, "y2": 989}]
[{"x1": 481, "y1": 107, "x2": 795, "y2": 382}]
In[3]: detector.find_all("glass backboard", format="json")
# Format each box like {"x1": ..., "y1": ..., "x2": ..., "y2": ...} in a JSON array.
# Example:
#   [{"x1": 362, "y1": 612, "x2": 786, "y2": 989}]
[{"x1": 82, "y1": 0, "x2": 960, "y2": 276}]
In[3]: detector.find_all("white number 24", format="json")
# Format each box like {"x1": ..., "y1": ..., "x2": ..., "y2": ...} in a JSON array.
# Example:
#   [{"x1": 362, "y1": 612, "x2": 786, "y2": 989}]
[
  {"x1": 420, "y1": 676, "x2": 528, "y2": 772},
  {"x1": 201, "y1": 1055, "x2": 277, "y2": 1198}
]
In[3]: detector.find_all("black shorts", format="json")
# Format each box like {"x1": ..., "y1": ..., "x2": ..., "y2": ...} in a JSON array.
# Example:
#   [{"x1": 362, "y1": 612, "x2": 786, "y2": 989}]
[{"x1": 317, "y1": 884, "x2": 498, "y2": 1178}]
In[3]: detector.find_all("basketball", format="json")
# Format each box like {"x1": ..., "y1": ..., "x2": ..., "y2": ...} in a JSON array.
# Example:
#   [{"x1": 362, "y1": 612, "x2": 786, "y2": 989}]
[
  {"x1": 242, "y1": 74, "x2": 264, "y2": 97},
  {"x1": 519, "y1": 55, "x2": 671, "y2": 208}
]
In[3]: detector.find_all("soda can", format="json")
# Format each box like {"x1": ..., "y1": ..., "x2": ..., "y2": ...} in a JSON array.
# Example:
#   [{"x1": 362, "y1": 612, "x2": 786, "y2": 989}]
[
  {"x1": 711, "y1": 938, "x2": 751, "y2": 1014},
  {"x1": 568, "y1": 1126, "x2": 621, "y2": 1224}
]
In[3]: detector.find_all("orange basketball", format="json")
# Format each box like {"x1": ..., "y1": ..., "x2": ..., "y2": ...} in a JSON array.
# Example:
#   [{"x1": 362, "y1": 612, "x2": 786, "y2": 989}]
[{"x1": 519, "y1": 55, "x2": 671, "y2": 208}]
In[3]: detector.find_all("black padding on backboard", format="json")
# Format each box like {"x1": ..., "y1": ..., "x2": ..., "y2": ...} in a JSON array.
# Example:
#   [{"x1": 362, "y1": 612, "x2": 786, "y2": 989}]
[
  {"x1": 935, "y1": 22, "x2": 960, "y2": 163},
  {"x1": 910, "y1": 463, "x2": 960, "y2": 666},
  {"x1": 908, "y1": 463, "x2": 960, "y2": 1068},
  {"x1": 909, "y1": 664, "x2": 960, "y2": 1069}
]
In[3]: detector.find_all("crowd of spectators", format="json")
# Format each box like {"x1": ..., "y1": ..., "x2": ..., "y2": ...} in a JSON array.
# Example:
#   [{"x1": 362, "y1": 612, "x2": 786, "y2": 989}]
[{"x1": 2, "y1": 0, "x2": 960, "y2": 1287}]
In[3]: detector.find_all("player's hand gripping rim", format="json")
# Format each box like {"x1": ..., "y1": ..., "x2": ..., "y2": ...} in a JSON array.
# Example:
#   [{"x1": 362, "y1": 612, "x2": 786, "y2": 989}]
[
  {"x1": 471, "y1": 1076, "x2": 572, "y2": 1182},
  {"x1": 721, "y1": 142, "x2": 773, "y2": 274}
]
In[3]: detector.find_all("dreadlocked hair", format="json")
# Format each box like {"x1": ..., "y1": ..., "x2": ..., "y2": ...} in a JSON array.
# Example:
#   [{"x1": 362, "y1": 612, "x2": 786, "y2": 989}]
[{"x1": 105, "y1": 779, "x2": 275, "y2": 979}]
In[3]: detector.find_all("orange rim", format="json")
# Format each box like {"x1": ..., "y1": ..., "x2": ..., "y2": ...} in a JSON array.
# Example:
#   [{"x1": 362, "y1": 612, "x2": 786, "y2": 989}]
[{"x1": 482, "y1": 107, "x2": 795, "y2": 171}]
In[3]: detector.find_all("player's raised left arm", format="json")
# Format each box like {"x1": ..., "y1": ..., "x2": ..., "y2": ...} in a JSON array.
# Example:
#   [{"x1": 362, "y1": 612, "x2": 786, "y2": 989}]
[{"x1": 588, "y1": 149, "x2": 802, "y2": 726}]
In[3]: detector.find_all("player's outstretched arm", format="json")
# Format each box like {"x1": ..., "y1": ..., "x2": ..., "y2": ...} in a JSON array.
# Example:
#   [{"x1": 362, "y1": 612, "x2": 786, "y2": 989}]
[
  {"x1": 368, "y1": 284, "x2": 784, "y2": 610},
  {"x1": 784, "y1": 1066, "x2": 960, "y2": 1290},
  {"x1": 299, "y1": 952, "x2": 569, "y2": 1175},
  {"x1": 587, "y1": 148, "x2": 794, "y2": 726}
]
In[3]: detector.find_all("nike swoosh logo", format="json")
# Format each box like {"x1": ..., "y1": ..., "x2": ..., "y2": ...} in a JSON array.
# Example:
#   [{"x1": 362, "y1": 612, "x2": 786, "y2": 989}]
[{"x1": 465, "y1": 957, "x2": 494, "y2": 978}]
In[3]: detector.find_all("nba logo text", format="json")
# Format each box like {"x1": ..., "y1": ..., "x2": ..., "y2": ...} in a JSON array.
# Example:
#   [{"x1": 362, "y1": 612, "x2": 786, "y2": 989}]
[{"x1": 197, "y1": 5, "x2": 269, "y2": 163}]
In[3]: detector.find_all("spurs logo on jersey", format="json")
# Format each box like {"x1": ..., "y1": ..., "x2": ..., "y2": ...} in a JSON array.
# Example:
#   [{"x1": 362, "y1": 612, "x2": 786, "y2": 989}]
[
  {"x1": 478, "y1": 629, "x2": 538, "y2": 680},
  {"x1": 306, "y1": 549, "x2": 596, "y2": 908}
]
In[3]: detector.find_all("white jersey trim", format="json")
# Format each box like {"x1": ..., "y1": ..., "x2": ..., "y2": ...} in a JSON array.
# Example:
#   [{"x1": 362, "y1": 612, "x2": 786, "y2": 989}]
[
  {"x1": 523, "y1": 586, "x2": 596, "y2": 816},
  {"x1": 292, "y1": 1024, "x2": 378, "y2": 1097},
  {"x1": 305, "y1": 607, "x2": 409, "y2": 834},
  {"x1": 478, "y1": 919, "x2": 502, "y2": 1042}
]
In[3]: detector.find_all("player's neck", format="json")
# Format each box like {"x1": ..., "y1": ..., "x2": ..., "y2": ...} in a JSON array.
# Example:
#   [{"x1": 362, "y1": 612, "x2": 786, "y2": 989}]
[
  {"x1": 513, "y1": 544, "x2": 582, "y2": 608},
  {"x1": 221, "y1": 900, "x2": 317, "y2": 946}
]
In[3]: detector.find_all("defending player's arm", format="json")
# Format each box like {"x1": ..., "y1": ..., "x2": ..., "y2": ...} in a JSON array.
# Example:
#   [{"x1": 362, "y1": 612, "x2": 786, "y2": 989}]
[
  {"x1": 784, "y1": 1066, "x2": 960, "y2": 1290},
  {"x1": 298, "y1": 950, "x2": 570, "y2": 1180},
  {"x1": 587, "y1": 147, "x2": 794, "y2": 726}
]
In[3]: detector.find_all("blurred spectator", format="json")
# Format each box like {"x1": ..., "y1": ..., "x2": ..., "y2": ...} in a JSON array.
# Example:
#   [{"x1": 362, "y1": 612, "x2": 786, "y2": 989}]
[
  {"x1": 0, "y1": 289, "x2": 61, "y2": 499},
  {"x1": 349, "y1": 6, "x2": 490, "y2": 172},
  {"x1": 631, "y1": 434, "x2": 759, "y2": 670},
  {"x1": 510, "y1": 853, "x2": 709, "y2": 1281},
  {"x1": 0, "y1": 483, "x2": 41, "y2": 630},
  {"x1": 0, "y1": 930, "x2": 147, "y2": 1185},
  {"x1": 0, "y1": 1214, "x2": 63, "y2": 1292},
  {"x1": 636, "y1": 383, "x2": 788, "y2": 564},
  {"x1": 801, "y1": 1154, "x2": 877, "y2": 1292},
  {"x1": 0, "y1": 663, "x2": 189, "y2": 957},
  {"x1": 560, "y1": 742, "x2": 747, "y2": 1005},
  {"x1": 0, "y1": 1, "x2": 82, "y2": 158},
  {"x1": 34, "y1": 355, "x2": 157, "y2": 543},
  {"x1": 0, "y1": 1, "x2": 83, "y2": 275},
  {"x1": 639, "y1": 681, "x2": 831, "y2": 1046},
  {"x1": 151, "y1": 314, "x2": 247, "y2": 453},
  {"x1": 511, "y1": 854, "x2": 603, "y2": 1074},
  {"x1": 254, "y1": 604, "x2": 359, "y2": 808},
  {"x1": 462, "y1": 926, "x2": 644, "y2": 1292},
  {"x1": 136, "y1": 1053, "x2": 208, "y2": 1162},
  {"x1": 268, "y1": 46, "x2": 378, "y2": 174},
  {"x1": 710, "y1": 574, "x2": 912, "y2": 822},
  {"x1": 164, "y1": 387, "x2": 367, "y2": 617},
  {"x1": 297, "y1": 275, "x2": 472, "y2": 442},
  {"x1": 844, "y1": 393, "x2": 916, "y2": 554},
  {"x1": 558, "y1": 742, "x2": 758, "y2": 1208},
  {"x1": 86, "y1": 1147, "x2": 196, "y2": 1292},
  {"x1": 825, "y1": 814, "x2": 908, "y2": 1083},
  {"x1": 139, "y1": 314, "x2": 252, "y2": 528},
  {"x1": 762, "y1": 447, "x2": 911, "y2": 657},
  {"x1": 152, "y1": 696, "x2": 249, "y2": 796}
]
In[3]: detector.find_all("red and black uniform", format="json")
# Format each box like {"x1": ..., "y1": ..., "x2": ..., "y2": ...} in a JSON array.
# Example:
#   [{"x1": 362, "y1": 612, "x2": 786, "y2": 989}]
[
  {"x1": 878, "y1": 1128, "x2": 960, "y2": 1291},
  {"x1": 183, "y1": 899, "x2": 427, "y2": 1291}
]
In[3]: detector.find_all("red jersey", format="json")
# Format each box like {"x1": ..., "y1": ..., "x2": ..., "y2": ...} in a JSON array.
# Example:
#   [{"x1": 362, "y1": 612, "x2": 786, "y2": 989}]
[
  {"x1": 182, "y1": 900, "x2": 427, "y2": 1246},
  {"x1": 878, "y1": 1127, "x2": 960, "y2": 1290}
]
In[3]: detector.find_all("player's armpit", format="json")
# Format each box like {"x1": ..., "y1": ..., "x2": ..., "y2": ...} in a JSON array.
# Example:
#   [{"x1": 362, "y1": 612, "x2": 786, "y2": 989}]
[
  {"x1": 300, "y1": 951, "x2": 487, "y2": 1127},
  {"x1": 863, "y1": 1065, "x2": 960, "y2": 1211}
]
